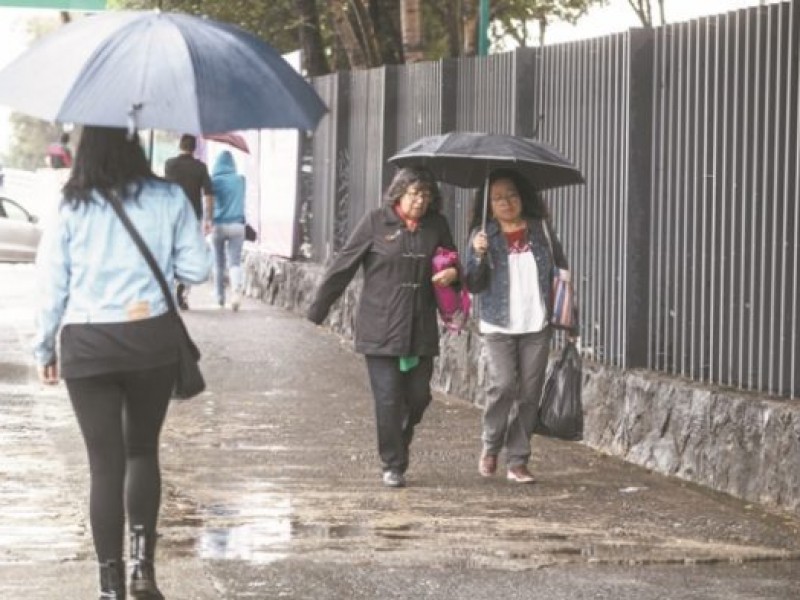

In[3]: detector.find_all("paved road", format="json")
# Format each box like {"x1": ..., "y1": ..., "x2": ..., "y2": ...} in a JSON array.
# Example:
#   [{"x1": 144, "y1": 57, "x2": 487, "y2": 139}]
[{"x1": 0, "y1": 263, "x2": 799, "y2": 599}]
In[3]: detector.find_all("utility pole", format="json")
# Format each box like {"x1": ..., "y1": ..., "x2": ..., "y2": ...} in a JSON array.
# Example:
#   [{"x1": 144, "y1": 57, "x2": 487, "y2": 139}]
[{"x1": 478, "y1": 0, "x2": 489, "y2": 56}]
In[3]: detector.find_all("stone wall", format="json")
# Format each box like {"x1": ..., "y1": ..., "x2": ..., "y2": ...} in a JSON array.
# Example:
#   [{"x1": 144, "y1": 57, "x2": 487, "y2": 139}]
[{"x1": 244, "y1": 251, "x2": 800, "y2": 514}]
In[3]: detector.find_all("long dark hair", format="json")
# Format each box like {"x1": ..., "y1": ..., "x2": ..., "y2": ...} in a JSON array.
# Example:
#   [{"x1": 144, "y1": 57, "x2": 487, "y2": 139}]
[
  {"x1": 469, "y1": 168, "x2": 549, "y2": 230},
  {"x1": 62, "y1": 126, "x2": 157, "y2": 207},
  {"x1": 383, "y1": 166, "x2": 443, "y2": 213}
]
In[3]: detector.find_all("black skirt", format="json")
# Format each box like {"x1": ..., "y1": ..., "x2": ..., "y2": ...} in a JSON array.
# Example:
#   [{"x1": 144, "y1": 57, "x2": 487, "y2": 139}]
[{"x1": 60, "y1": 312, "x2": 180, "y2": 379}]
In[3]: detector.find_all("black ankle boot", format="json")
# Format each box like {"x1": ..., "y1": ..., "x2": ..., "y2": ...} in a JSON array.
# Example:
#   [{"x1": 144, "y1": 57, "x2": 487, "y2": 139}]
[
  {"x1": 129, "y1": 525, "x2": 164, "y2": 599},
  {"x1": 99, "y1": 559, "x2": 126, "y2": 599}
]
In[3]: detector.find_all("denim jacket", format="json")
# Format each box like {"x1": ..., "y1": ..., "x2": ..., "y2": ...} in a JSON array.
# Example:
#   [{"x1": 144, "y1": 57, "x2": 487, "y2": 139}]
[
  {"x1": 33, "y1": 180, "x2": 211, "y2": 366},
  {"x1": 464, "y1": 218, "x2": 568, "y2": 328}
]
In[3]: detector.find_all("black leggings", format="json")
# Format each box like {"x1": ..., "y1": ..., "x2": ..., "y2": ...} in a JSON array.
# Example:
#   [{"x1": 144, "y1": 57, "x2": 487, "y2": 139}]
[{"x1": 65, "y1": 365, "x2": 174, "y2": 562}]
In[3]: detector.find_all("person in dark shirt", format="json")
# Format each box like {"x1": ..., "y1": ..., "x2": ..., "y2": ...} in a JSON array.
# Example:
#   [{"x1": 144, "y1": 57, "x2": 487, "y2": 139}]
[{"x1": 164, "y1": 134, "x2": 214, "y2": 309}]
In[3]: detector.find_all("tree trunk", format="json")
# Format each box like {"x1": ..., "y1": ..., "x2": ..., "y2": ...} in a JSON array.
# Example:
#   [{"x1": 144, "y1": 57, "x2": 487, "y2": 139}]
[
  {"x1": 369, "y1": 0, "x2": 404, "y2": 65},
  {"x1": 538, "y1": 18, "x2": 547, "y2": 48},
  {"x1": 429, "y1": 0, "x2": 461, "y2": 58},
  {"x1": 400, "y1": 0, "x2": 423, "y2": 63},
  {"x1": 627, "y1": 0, "x2": 653, "y2": 28},
  {"x1": 329, "y1": 0, "x2": 368, "y2": 69},
  {"x1": 349, "y1": 0, "x2": 382, "y2": 67},
  {"x1": 295, "y1": 0, "x2": 330, "y2": 76},
  {"x1": 462, "y1": 15, "x2": 478, "y2": 55}
]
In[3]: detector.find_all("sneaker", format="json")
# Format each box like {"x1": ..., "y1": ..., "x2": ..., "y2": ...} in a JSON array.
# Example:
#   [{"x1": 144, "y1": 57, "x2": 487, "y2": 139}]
[
  {"x1": 382, "y1": 471, "x2": 406, "y2": 488},
  {"x1": 479, "y1": 453, "x2": 498, "y2": 477},
  {"x1": 507, "y1": 465, "x2": 536, "y2": 484}
]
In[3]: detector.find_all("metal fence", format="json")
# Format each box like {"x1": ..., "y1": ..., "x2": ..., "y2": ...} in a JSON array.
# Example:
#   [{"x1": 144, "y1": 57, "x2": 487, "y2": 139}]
[
  {"x1": 649, "y1": 2, "x2": 798, "y2": 396},
  {"x1": 303, "y1": 1, "x2": 798, "y2": 399}
]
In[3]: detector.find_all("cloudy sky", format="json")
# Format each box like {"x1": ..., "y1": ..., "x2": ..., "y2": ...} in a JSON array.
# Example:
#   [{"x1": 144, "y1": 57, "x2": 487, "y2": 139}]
[{"x1": 548, "y1": 0, "x2": 776, "y2": 42}]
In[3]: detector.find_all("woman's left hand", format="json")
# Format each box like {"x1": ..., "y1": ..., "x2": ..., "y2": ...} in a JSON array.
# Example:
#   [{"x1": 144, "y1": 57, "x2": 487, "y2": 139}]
[
  {"x1": 38, "y1": 363, "x2": 59, "y2": 385},
  {"x1": 432, "y1": 266, "x2": 458, "y2": 287}
]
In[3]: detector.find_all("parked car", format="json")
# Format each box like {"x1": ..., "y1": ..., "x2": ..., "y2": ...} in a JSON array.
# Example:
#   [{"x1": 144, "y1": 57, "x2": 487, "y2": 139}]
[{"x1": 0, "y1": 196, "x2": 43, "y2": 262}]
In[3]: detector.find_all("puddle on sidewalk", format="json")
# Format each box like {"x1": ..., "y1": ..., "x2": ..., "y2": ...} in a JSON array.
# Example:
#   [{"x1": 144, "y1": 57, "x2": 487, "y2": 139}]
[
  {"x1": 165, "y1": 490, "x2": 293, "y2": 564},
  {"x1": 163, "y1": 486, "x2": 379, "y2": 565}
]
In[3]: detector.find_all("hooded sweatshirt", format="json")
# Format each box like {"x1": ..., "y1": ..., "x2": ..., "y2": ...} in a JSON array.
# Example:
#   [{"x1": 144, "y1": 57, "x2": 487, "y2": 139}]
[{"x1": 211, "y1": 150, "x2": 246, "y2": 224}]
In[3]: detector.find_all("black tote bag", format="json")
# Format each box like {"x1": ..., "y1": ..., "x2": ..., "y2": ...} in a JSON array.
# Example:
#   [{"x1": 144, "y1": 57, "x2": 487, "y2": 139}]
[{"x1": 534, "y1": 342, "x2": 583, "y2": 441}]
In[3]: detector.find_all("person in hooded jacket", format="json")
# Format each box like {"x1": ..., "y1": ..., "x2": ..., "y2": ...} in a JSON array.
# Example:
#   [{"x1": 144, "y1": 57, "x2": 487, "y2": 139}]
[
  {"x1": 307, "y1": 166, "x2": 459, "y2": 488},
  {"x1": 210, "y1": 150, "x2": 246, "y2": 311}
]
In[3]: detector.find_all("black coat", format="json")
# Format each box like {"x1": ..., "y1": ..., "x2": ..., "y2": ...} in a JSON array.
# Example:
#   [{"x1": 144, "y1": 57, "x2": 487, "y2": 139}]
[{"x1": 308, "y1": 205, "x2": 456, "y2": 357}]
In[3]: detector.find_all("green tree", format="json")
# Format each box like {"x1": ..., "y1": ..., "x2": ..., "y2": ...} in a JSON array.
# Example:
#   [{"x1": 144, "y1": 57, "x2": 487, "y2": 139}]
[
  {"x1": 4, "y1": 115, "x2": 62, "y2": 170},
  {"x1": 112, "y1": 0, "x2": 612, "y2": 73},
  {"x1": 3, "y1": 12, "x2": 71, "y2": 171},
  {"x1": 490, "y1": 0, "x2": 608, "y2": 49}
]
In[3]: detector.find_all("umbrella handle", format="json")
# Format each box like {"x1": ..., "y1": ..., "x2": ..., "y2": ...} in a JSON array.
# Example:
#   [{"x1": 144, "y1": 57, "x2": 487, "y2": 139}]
[{"x1": 480, "y1": 172, "x2": 489, "y2": 232}]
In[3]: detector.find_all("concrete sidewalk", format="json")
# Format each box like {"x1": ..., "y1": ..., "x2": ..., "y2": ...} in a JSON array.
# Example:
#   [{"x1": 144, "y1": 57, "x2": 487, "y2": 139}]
[{"x1": 1, "y1": 271, "x2": 799, "y2": 599}]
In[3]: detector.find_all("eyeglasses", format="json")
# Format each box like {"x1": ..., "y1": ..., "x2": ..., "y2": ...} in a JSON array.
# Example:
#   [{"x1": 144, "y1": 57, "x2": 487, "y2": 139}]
[
  {"x1": 490, "y1": 193, "x2": 521, "y2": 204},
  {"x1": 405, "y1": 188, "x2": 432, "y2": 201}
]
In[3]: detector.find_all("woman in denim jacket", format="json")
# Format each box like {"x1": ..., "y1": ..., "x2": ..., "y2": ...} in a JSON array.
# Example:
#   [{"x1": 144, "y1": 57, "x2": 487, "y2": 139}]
[
  {"x1": 464, "y1": 169, "x2": 570, "y2": 484},
  {"x1": 34, "y1": 126, "x2": 210, "y2": 599}
]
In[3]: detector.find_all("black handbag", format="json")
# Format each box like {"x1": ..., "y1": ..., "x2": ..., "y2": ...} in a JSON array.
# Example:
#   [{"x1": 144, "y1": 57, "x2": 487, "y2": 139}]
[{"x1": 108, "y1": 195, "x2": 206, "y2": 399}]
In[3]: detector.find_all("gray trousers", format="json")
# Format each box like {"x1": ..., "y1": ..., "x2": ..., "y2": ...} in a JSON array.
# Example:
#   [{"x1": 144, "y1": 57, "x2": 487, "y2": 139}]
[
  {"x1": 365, "y1": 355, "x2": 434, "y2": 474},
  {"x1": 482, "y1": 328, "x2": 551, "y2": 467}
]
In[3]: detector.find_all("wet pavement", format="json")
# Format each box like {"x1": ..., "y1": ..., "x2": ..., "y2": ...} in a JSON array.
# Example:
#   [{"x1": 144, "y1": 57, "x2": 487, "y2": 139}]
[{"x1": 1, "y1": 263, "x2": 799, "y2": 599}]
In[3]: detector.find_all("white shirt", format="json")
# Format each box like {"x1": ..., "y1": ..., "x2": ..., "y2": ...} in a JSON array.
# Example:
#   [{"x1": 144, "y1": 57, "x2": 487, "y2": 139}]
[{"x1": 479, "y1": 242, "x2": 547, "y2": 335}]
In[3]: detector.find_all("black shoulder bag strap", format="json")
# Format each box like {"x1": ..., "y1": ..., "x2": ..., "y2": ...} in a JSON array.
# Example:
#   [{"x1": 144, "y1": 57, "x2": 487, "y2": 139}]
[
  {"x1": 107, "y1": 192, "x2": 204, "y2": 398},
  {"x1": 106, "y1": 193, "x2": 178, "y2": 315}
]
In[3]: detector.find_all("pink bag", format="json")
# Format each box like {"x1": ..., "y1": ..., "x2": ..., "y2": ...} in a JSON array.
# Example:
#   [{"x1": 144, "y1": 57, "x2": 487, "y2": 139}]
[{"x1": 432, "y1": 247, "x2": 471, "y2": 333}]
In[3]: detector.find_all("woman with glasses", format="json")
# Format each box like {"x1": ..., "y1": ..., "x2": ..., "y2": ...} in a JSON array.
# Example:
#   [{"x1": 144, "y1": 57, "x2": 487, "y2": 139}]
[
  {"x1": 308, "y1": 166, "x2": 459, "y2": 488},
  {"x1": 465, "y1": 168, "x2": 571, "y2": 484}
]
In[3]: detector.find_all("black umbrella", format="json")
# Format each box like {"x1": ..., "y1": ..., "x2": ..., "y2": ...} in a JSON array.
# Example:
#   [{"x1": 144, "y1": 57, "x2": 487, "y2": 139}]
[{"x1": 388, "y1": 132, "x2": 584, "y2": 229}]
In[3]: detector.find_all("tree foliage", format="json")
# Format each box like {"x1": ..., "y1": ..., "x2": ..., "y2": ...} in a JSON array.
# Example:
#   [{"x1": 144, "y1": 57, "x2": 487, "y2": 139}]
[
  {"x1": 3, "y1": 1, "x2": 614, "y2": 167},
  {"x1": 112, "y1": 0, "x2": 609, "y2": 74},
  {"x1": 5, "y1": 114, "x2": 62, "y2": 170},
  {"x1": 2, "y1": 13, "x2": 69, "y2": 170},
  {"x1": 491, "y1": 0, "x2": 607, "y2": 48}
]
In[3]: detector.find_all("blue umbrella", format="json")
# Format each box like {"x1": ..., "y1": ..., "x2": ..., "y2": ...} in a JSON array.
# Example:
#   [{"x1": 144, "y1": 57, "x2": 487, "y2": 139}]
[{"x1": 0, "y1": 10, "x2": 327, "y2": 134}]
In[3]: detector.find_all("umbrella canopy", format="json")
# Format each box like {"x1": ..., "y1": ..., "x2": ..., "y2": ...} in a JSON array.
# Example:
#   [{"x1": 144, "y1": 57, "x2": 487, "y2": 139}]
[
  {"x1": 0, "y1": 10, "x2": 327, "y2": 134},
  {"x1": 388, "y1": 132, "x2": 584, "y2": 190},
  {"x1": 204, "y1": 132, "x2": 249, "y2": 154}
]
